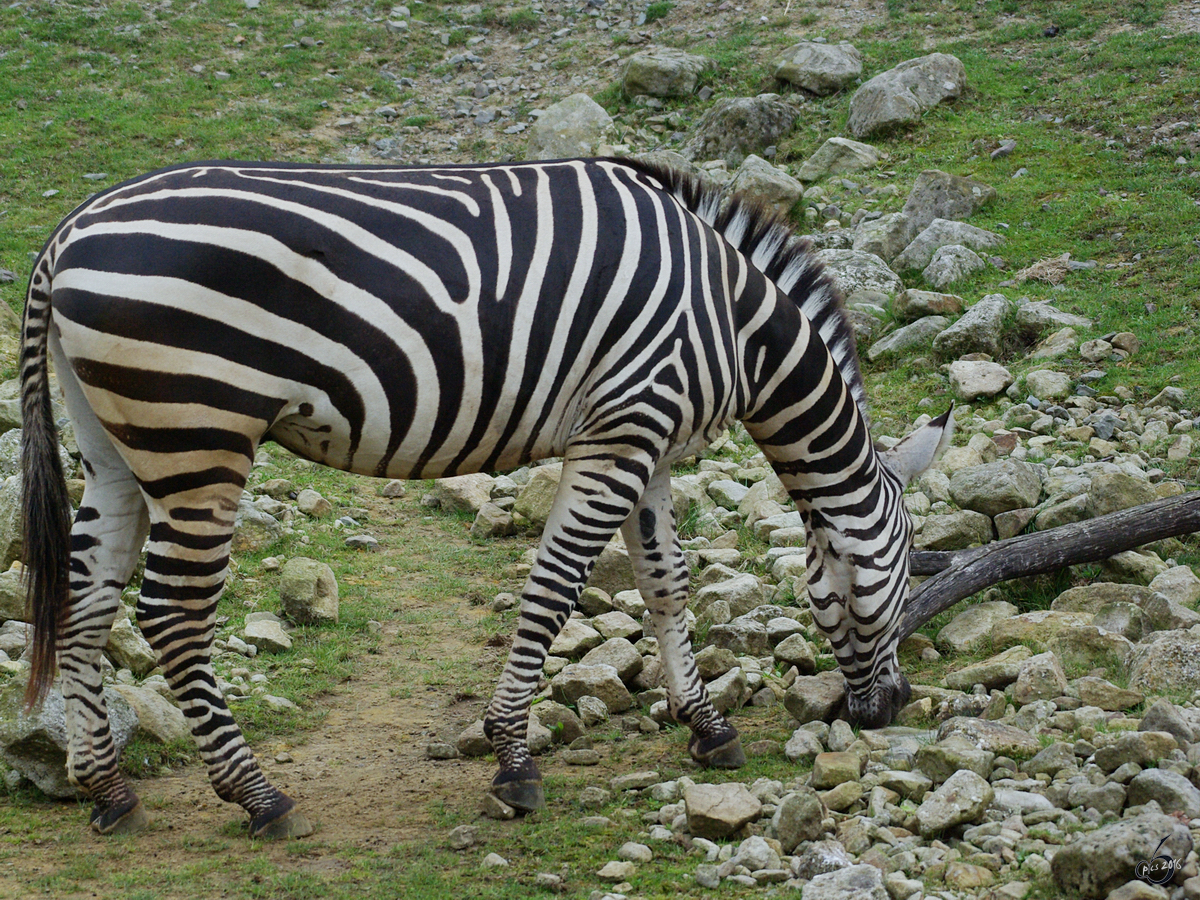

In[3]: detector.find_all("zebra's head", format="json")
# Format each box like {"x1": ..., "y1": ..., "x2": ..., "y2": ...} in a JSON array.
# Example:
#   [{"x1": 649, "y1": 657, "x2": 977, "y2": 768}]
[{"x1": 804, "y1": 406, "x2": 955, "y2": 730}]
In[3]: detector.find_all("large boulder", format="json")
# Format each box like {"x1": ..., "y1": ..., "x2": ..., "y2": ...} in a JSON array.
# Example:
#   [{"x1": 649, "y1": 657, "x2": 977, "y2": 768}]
[
  {"x1": 622, "y1": 48, "x2": 713, "y2": 98},
  {"x1": 783, "y1": 670, "x2": 845, "y2": 724},
  {"x1": 683, "y1": 94, "x2": 800, "y2": 166},
  {"x1": 949, "y1": 459, "x2": 1041, "y2": 517},
  {"x1": 923, "y1": 244, "x2": 986, "y2": 289},
  {"x1": 773, "y1": 41, "x2": 862, "y2": 95},
  {"x1": 528, "y1": 94, "x2": 614, "y2": 160},
  {"x1": 1051, "y1": 814, "x2": 1192, "y2": 899},
  {"x1": 797, "y1": 137, "x2": 879, "y2": 182},
  {"x1": 914, "y1": 769, "x2": 993, "y2": 836},
  {"x1": 804, "y1": 865, "x2": 889, "y2": 900},
  {"x1": 550, "y1": 663, "x2": 633, "y2": 712},
  {"x1": 0, "y1": 677, "x2": 138, "y2": 798},
  {"x1": 1087, "y1": 471, "x2": 1157, "y2": 518},
  {"x1": 936, "y1": 600, "x2": 1017, "y2": 654},
  {"x1": 847, "y1": 54, "x2": 967, "y2": 138},
  {"x1": 851, "y1": 212, "x2": 911, "y2": 261}
]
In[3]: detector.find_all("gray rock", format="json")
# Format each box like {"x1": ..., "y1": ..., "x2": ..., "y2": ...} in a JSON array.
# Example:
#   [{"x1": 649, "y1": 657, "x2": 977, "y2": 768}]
[
  {"x1": 430, "y1": 473, "x2": 494, "y2": 514},
  {"x1": 1074, "y1": 675, "x2": 1143, "y2": 711},
  {"x1": 1127, "y1": 768, "x2": 1200, "y2": 818},
  {"x1": 706, "y1": 617, "x2": 769, "y2": 657},
  {"x1": 622, "y1": 48, "x2": 712, "y2": 98},
  {"x1": 937, "y1": 715, "x2": 1043, "y2": 757},
  {"x1": 947, "y1": 359, "x2": 1014, "y2": 401},
  {"x1": 1052, "y1": 582, "x2": 1155, "y2": 614},
  {"x1": 774, "y1": 41, "x2": 862, "y2": 95},
  {"x1": 1012, "y1": 651, "x2": 1067, "y2": 705},
  {"x1": 591, "y1": 610, "x2": 642, "y2": 641},
  {"x1": 797, "y1": 136, "x2": 879, "y2": 182},
  {"x1": 528, "y1": 94, "x2": 613, "y2": 159},
  {"x1": 1048, "y1": 625, "x2": 1134, "y2": 670},
  {"x1": 891, "y1": 288, "x2": 964, "y2": 322},
  {"x1": 932, "y1": 293, "x2": 1013, "y2": 359},
  {"x1": 814, "y1": 249, "x2": 904, "y2": 300},
  {"x1": 901, "y1": 168, "x2": 996, "y2": 235},
  {"x1": 110, "y1": 684, "x2": 189, "y2": 744},
  {"x1": 693, "y1": 573, "x2": 764, "y2": 618},
  {"x1": 949, "y1": 459, "x2": 1041, "y2": 517},
  {"x1": 773, "y1": 633, "x2": 816, "y2": 672},
  {"x1": 549, "y1": 618, "x2": 604, "y2": 658},
  {"x1": 0, "y1": 677, "x2": 138, "y2": 798},
  {"x1": 587, "y1": 539, "x2": 638, "y2": 596},
  {"x1": 106, "y1": 612, "x2": 157, "y2": 676},
  {"x1": 575, "y1": 694, "x2": 609, "y2": 726},
  {"x1": 0, "y1": 566, "x2": 23, "y2": 623},
  {"x1": 550, "y1": 663, "x2": 632, "y2": 712},
  {"x1": 915, "y1": 768, "x2": 994, "y2": 836},
  {"x1": 1050, "y1": 813, "x2": 1192, "y2": 899},
  {"x1": 727, "y1": 155, "x2": 803, "y2": 214},
  {"x1": 684, "y1": 782, "x2": 762, "y2": 840},
  {"x1": 1149, "y1": 566, "x2": 1200, "y2": 606},
  {"x1": 295, "y1": 488, "x2": 332, "y2": 517},
  {"x1": 279, "y1": 557, "x2": 339, "y2": 625},
  {"x1": 1021, "y1": 741, "x2": 1076, "y2": 778},
  {"x1": 1139, "y1": 698, "x2": 1195, "y2": 743},
  {"x1": 1066, "y1": 780, "x2": 1126, "y2": 815},
  {"x1": 811, "y1": 751, "x2": 862, "y2": 789},
  {"x1": 456, "y1": 719, "x2": 491, "y2": 757},
  {"x1": 848, "y1": 53, "x2": 966, "y2": 137},
  {"x1": 803, "y1": 864, "x2": 889, "y2": 900},
  {"x1": 695, "y1": 645, "x2": 739, "y2": 681},
  {"x1": 683, "y1": 94, "x2": 800, "y2": 166},
  {"x1": 893, "y1": 218, "x2": 1005, "y2": 271},
  {"x1": 923, "y1": 244, "x2": 986, "y2": 289},
  {"x1": 1087, "y1": 471, "x2": 1157, "y2": 518},
  {"x1": 1129, "y1": 631, "x2": 1200, "y2": 694},
  {"x1": 470, "y1": 502, "x2": 515, "y2": 539},
  {"x1": 783, "y1": 670, "x2": 845, "y2": 724},
  {"x1": 792, "y1": 839, "x2": 855, "y2": 880},
  {"x1": 851, "y1": 211, "x2": 911, "y2": 261},
  {"x1": 1025, "y1": 369, "x2": 1073, "y2": 402},
  {"x1": 915, "y1": 735, "x2": 994, "y2": 784},
  {"x1": 512, "y1": 463, "x2": 561, "y2": 528},
  {"x1": 706, "y1": 666, "x2": 750, "y2": 714},
  {"x1": 936, "y1": 600, "x2": 1017, "y2": 653},
  {"x1": 1093, "y1": 731, "x2": 1179, "y2": 773},
  {"x1": 232, "y1": 499, "x2": 283, "y2": 553},
  {"x1": 783, "y1": 726, "x2": 824, "y2": 763},
  {"x1": 867, "y1": 315, "x2": 948, "y2": 362},
  {"x1": 1014, "y1": 300, "x2": 1094, "y2": 330},
  {"x1": 581, "y1": 637, "x2": 642, "y2": 683},
  {"x1": 529, "y1": 700, "x2": 584, "y2": 744},
  {"x1": 772, "y1": 787, "x2": 828, "y2": 853},
  {"x1": 244, "y1": 618, "x2": 292, "y2": 654},
  {"x1": 913, "y1": 509, "x2": 993, "y2": 551}
]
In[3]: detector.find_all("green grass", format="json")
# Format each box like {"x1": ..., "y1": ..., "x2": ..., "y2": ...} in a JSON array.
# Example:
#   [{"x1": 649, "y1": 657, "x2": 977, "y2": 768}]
[{"x1": 644, "y1": 1, "x2": 674, "y2": 23}]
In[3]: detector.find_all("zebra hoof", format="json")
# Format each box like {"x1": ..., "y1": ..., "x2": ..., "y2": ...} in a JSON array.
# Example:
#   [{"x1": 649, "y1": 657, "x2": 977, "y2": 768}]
[
  {"x1": 490, "y1": 777, "x2": 546, "y2": 813},
  {"x1": 689, "y1": 733, "x2": 746, "y2": 770},
  {"x1": 90, "y1": 799, "x2": 150, "y2": 835},
  {"x1": 250, "y1": 798, "x2": 314, "y2": 839}
]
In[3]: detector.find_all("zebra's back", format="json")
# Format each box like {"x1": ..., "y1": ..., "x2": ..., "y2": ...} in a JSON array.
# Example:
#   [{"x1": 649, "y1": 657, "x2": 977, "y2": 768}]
[{"x1": 45, "y1": 159, "x2": 742, "y2": 480}]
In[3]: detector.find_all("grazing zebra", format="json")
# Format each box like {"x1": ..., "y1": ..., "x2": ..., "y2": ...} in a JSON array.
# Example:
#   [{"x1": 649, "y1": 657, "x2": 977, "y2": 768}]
[{"x1": 21, "y1": 157, "x2": 952, "y2": 838}]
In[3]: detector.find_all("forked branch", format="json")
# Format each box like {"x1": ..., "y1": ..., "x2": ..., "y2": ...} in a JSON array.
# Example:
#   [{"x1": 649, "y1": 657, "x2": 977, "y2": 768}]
[{"x1": 899, "y1": 490, "x2": 1200, "y2": 641}]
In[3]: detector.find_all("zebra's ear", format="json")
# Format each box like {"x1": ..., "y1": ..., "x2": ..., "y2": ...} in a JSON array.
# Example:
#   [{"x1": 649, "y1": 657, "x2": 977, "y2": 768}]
[{"x1": 880, "y1": 404, "x2": 955, "y2": 487}]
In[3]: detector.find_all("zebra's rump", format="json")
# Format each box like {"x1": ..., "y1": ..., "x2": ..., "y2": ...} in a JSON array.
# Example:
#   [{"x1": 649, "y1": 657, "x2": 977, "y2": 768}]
[{"x1": 45, "y1": 159, "x2": 750, "y2": 480}]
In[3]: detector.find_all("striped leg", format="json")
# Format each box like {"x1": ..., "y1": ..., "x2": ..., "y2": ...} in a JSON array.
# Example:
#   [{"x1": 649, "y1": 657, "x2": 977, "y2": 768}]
[
  {"x1": 53, "y1": 340, "x2": 152, "y2": 832},
  {"x1": 620, "y1": 467, "x2": 744, "y2": 769},
  {"x1": 485, "y1": 449, "x2": 654, "y2": 812},
  {"x1": 137, "y1": 487, "x2": 312, "y2": 838}
]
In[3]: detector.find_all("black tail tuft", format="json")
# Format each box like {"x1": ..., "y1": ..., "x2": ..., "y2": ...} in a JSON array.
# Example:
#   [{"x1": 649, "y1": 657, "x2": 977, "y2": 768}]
[{"x1": 20, "y1": 260, "x2": 72, "y2": 711}]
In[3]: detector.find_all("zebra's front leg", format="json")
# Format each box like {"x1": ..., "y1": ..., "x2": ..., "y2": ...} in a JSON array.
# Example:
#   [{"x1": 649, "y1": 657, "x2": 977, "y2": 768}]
[
  {"x1": 621, "y1": 467, "x2": 745, "y2": 770},
  {"x1": 139, "y1": 503, "x2": 312, "y2": 839},
  {"x1": 485, "y1": 451, "x2": 654, "y2": 812}
]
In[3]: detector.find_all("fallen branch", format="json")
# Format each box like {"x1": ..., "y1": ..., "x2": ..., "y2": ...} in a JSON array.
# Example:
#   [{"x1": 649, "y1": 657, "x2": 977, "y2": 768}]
[{"x1": 900, "y1": 490, "x2": 1200, "y2": 641}]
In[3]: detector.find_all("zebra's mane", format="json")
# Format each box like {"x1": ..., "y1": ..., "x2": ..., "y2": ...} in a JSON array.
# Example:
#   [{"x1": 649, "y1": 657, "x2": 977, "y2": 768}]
[{"x1": 618, "y1": 157, "x2": 869, "y2": 418}]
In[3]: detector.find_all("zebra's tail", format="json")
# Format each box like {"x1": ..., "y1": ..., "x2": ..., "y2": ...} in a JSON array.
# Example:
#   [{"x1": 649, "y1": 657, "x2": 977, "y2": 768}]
[{"x1": 20, "y1": 253, "x2": 71, "y2": 710}]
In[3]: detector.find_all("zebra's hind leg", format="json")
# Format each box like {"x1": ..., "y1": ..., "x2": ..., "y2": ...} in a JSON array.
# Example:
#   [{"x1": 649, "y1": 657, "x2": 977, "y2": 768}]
[
  {"x1": 60, "y1": 467, "x2": 151, "y2": 833},
  {"x1": 138, "y1": 486, "x2": 312, "y2": 839},
  {"x1": 620, "y1": 467, "x2": 744, "y2": 770},
  {"x1": 485, "y1": 451, "x2": 655, "y2": 812},
  {"x1": 52, "y1": 342, "x2": 152, "y2": 833}
]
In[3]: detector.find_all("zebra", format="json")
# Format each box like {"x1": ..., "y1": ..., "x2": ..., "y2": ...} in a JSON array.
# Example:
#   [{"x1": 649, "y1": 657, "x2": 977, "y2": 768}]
[{"x1": 20, "y1": 157, "x2": 952, "y2": 838}]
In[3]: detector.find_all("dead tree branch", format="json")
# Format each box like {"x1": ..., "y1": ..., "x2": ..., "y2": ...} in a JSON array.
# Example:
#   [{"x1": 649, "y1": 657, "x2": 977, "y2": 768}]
[{"x1": 900, "y1": 490, "x2": 1200, "y2": 641}]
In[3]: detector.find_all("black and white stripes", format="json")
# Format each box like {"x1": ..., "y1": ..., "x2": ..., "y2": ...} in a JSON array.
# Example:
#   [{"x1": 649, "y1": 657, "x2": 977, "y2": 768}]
[{"x1": 22, "y1": 157, "x2": 950, "y2": 835}]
